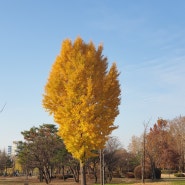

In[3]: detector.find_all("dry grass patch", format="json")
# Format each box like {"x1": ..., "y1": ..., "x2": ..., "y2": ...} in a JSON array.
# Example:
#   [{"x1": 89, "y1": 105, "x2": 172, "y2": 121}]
[
  {"x1": 0, "y1": 176, "x2": 94, "y2": 185},
  {"x1": 0, "y1": 176, "x2": 185, "y2": 185}
]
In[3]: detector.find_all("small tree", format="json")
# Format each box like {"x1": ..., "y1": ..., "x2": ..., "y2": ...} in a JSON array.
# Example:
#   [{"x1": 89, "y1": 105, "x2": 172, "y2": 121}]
[
  {"x1": 43, "y1": 37, "x2": 121, "y2": 185},
  {"x1": 146, "y1": 119, "x2": 179, "y2": 178},
  {"x1": 103, "y1": 137, "x2": 122, "y2": 182},
  {"x1": 18, "y1": 124, "x2": 65, "y2": 184},
  {"x1": 0, "y1": 150, "x2": 12, "y2": 175}
]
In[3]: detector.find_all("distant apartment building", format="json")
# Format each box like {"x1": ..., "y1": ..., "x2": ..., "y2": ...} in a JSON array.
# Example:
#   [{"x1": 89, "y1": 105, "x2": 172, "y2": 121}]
[
  {"x1": 7, "y1": 141, "x2": 19, "y2": 156},
  {"x1": 7, "y1": 145, "x2": 12, "y2": 156}
]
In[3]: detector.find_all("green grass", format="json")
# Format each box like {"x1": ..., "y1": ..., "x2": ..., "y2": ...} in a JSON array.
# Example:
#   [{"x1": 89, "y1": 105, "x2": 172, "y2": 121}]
[
  {"x1": 93, "y1": 184, "x2": 134, "y2": 185},
  {"x1": 100, "y1": 184, "x2": 133, "y2": 185},
  {"x1": 94, "y1": 182, "x2": 185, "y2": 185},
  {"x1": 171, "y1": 181, "x2": 185, "y2": 185},
  {"x1": 0, "y1": 177, "x2": 185, "y2": 185}
]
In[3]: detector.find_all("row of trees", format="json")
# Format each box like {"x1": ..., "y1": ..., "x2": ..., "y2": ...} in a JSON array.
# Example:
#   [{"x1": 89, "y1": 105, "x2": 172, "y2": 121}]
[
  {"x1": 15, "y1": 124, "x2": 132, "y2": 184},
  {"x1": 0, "y1": 116, "x2": 184, "y2": 184},
  {"x1": 0, "y1": 123, "x2": 137, "y2": 183},
  {"x1": 17, "y1": 124, "x2": 134, "y2": 183}
]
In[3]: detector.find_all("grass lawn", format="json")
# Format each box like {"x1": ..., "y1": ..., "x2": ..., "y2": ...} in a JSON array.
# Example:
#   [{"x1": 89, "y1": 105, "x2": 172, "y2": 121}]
[
  {"x1": 171, "y1": 181, "x2": 185, "y2": 185},
  {"x1": 0, "y1": 176, "x2": 185, "y2": 185}
]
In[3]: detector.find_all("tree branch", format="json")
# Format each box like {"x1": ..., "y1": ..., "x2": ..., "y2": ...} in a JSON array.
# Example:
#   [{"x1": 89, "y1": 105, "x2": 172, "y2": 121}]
[{"x1": 0, "y1": 103, "x2": 6, "y2": 113}]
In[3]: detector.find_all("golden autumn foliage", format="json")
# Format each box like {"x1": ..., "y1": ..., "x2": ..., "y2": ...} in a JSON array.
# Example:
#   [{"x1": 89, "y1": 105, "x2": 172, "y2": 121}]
[{"x1": 43, "y1": 37, "x2": 121, "y2": 163}]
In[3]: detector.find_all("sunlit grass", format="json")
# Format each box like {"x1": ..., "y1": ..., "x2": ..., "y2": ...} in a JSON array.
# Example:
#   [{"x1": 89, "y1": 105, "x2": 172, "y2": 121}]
[
  {"x1": 171, "y1": 181, "x2": 185, "y2": 185},
  {"x1": 94, "y1": 180, "x2": 185, "y2": 185}
]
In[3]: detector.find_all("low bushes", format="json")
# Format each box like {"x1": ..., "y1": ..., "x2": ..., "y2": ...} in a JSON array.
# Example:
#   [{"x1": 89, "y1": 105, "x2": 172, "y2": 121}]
[
  {"x1": 125, "y1": 172, "x2": 135, "y2": 178},
  {"x1": 174, "y1": 173, "x2": 185, "y2": 177},
  {"x1": 162, "y1": 170, "x2": 178, "y2": 174},
  {"x1": 134, "y1": 165, "x2": 161, "y2": 179},
  {"x1": 134, "y1": 165, "x2": 151, "y2": 179},
  {"x1": 55, "y1": 174, "x2": 69, "y2": 179}
]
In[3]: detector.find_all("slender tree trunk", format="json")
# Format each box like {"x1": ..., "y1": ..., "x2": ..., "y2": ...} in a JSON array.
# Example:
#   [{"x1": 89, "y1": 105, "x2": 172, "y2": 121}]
[
  {"x1": 80, "y1": 161, "x2": 86, "y2": 185},
  {"x1": 24, "y1": 168, "x2": 29, "y2": 185},
  {"x1": 100, "y1": 149, "x2": 102, "y2": 185},
  {"x1": 152, "y1": 162, "x2": 156, "y2": 180},
  {"x1": 62, "y1": 165, "x2": 65, "y2": 181},
  {"x1": 142, "y1": 121, "x2": 149, "y2": 184},
  {"x1": 142, "y1": 137, "x2": 145, "y2": 184},
  {"x1": 181, "y1": 142, "x2": 185, "y2": 172},
  {"x1": 69, "y1": 166, "x2": 80, "y2": 182},
  {"x1": 94, "y1": 171, "x2": 97, "y2": 183},
  {"x1": 39, "y1": 169, "x2": 43, "y2": 182}
]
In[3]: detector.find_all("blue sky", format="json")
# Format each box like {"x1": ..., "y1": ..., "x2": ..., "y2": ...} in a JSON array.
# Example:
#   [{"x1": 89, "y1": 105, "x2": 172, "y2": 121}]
[{"x1": 0, "y1": 1, "x2": 185, "y2": 149}]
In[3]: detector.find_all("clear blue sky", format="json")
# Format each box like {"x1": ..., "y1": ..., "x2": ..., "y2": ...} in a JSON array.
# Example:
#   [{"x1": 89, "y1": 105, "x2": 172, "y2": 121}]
[{"x1": 0, "y1": 0, "x2": 185, "y2": 150}]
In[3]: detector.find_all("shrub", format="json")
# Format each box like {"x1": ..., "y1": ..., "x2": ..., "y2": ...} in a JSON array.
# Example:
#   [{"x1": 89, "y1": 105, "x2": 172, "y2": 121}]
[
  {"x1": 125, "y1": 172, "x2": 135, "y2": 178},
  {"x1": 161, "y1": 170, "x2": 177, "y2": 174},
  {"x1": 174, "y1": 173, "x2": 185, "y2": 177},
  {"x1": 134, "y1": 165, "x2": 151, "y2": 179},
  {"x1": 55, "y1": 174, "x2": 69, "y2": 179},
  {"x1": 113, "y1": 172, "x2": 121, "y2": 178}
]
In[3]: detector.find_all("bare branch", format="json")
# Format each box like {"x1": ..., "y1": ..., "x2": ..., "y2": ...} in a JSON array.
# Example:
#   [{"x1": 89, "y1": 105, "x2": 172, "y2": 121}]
[{"x1": 0, "y1": 103, "x2": 6, "y2": 113}]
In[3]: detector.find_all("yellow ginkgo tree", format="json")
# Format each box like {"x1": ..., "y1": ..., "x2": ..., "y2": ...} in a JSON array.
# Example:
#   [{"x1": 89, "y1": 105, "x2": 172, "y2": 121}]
[{"x1": 43, "y1": 37, "x2": 121, "y2": 185}]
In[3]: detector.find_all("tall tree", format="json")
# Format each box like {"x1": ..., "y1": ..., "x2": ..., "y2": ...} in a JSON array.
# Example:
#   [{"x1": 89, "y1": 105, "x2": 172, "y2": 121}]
[
  {"x1": 43, "y1": 37, "x2": 121, "y2": 185},
  {"x1": 169, "y1": 116, "x2": 185, "y2": 172},
  {"x1": 146, "y1": 119, "x2": 179, "y2": 176}
]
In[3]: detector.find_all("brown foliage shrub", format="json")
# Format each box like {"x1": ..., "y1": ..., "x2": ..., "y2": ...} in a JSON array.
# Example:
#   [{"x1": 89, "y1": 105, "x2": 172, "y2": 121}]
[
  {"x1": 125, "y1": 172, "x2": 135, "y2": 178},
  {"x1": 134, "y1": 165, "x2": 151, "y2": 179}
]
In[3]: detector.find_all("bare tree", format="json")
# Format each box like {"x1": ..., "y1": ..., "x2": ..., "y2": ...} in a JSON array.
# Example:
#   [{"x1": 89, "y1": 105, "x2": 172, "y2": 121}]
[
  {"x1": 128, "y1": 135, "x2": 143, "y2": 155},
  {"x1": 142, "y1": 121, "x2": 149, "y2": 183},
  {"x1": 103, "y1": 137, "x2": 122, "y2": 182}
]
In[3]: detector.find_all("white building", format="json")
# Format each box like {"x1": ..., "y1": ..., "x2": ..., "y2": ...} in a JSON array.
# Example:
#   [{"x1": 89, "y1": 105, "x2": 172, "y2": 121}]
[{"x1": 8, "y1": 141, "x2": 19, "y2": 156}]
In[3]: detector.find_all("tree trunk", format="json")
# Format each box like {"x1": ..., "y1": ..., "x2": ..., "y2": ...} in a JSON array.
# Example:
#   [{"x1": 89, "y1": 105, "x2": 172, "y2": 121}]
[
  {"x1": 41, "y1": 167, "x2": 51, "y2": 184},
  {"x1": 69, "y1": 165, "x2": 80, "y2": 182},
  {"x1": 62, "y1": 165, "x2": 65, "y2": 181},
  {"x1": 141, "y1": 155, "x2": 145, "y2": 183},
  {"x1": 100, "y1": 149, "x2": 102, "y2": 185},
  {"x1": 93, "y1": 170, "x2": 97, "y2": 183},
  {"x1": 182, "y1": 150, "x2": 184, "y2": 172},
  {"x1": 39, "y1": 169, "x2": 43, "y2": 182},
  {"x1": 151, "y1": 162, "x2": 156, "y2": 180},
  {"x1": 108, "y1": 169, "x2": 112, "y2": 182},
  {"x1": 80, "y1": 161, "x2": 86, "y2": 185}
]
